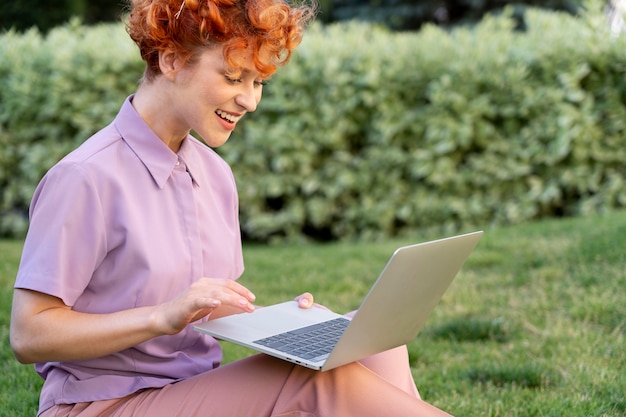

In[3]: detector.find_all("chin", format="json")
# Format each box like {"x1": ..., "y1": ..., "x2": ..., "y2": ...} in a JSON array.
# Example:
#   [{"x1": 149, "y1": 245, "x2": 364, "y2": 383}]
[
  {"x1": 194, "y1": 129, "x2": 230, "y2": 147},
  {"x1": 202, "y1": 135, "x2": 232, "y2": 148}
]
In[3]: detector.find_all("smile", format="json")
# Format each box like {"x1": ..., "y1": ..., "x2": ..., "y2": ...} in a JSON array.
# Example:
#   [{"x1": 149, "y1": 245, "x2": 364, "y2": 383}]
[{"x1": 215, "y1": 109, "x2": 241, "y2": 124}]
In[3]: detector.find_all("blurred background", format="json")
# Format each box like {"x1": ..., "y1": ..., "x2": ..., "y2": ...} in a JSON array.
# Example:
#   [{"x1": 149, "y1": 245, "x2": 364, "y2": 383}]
[
  {"x1": 2, "y1": 0, "x2": 626, "y2": 242},
  {"x1": 1, "y1": 0, "x2": 587, "y2": 33}
]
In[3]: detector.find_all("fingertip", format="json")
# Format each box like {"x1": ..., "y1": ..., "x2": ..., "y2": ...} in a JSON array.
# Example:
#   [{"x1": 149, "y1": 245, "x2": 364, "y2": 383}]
[{"x1": 238, "y1": 298, "x2": 255, "y2": 312}]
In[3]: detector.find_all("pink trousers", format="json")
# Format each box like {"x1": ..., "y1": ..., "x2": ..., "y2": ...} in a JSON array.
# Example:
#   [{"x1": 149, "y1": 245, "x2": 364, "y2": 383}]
[{"x1": 41, "y1": 346, "x2": 453, "y2": 417}]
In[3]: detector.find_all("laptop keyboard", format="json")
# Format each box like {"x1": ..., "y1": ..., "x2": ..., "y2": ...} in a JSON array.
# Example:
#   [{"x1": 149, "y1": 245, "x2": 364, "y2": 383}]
[{"x1": 253, "y1": 317, "x2": 350, "y2": 361}]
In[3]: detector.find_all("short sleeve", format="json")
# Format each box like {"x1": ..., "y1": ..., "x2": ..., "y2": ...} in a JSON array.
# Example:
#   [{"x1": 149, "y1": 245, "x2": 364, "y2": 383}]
[{"x1": 15, "y1": 161, "x2": 107, "y2": 306}]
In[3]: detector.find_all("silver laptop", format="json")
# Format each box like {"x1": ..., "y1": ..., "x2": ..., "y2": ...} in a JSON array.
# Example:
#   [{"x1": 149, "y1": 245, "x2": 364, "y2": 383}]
[{"x1": 194, "y1": 231, "x2": 483, "y2": 371}]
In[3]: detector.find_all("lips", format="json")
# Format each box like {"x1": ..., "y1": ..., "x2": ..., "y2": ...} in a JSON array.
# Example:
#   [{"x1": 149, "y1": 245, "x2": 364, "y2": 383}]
[{"x1": 215, "y1": 109, "x2": 241, "y2": 124}]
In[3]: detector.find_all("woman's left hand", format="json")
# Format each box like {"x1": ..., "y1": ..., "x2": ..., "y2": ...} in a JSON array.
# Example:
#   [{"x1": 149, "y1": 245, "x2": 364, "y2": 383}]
[{"x1": 294, "y1": 292, "x2": 330, "y2": 311}]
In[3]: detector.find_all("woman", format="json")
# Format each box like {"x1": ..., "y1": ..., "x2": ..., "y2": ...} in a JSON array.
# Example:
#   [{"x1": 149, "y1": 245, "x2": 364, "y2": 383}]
[{"x1": 10, "y1": 0, "x2": 454, "y2": 416}]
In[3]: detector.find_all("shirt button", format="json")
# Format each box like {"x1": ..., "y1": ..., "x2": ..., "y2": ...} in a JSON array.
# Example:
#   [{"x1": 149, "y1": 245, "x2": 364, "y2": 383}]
[{"x1": 176, "y1": 161, "x2": 180, "y2": 166}]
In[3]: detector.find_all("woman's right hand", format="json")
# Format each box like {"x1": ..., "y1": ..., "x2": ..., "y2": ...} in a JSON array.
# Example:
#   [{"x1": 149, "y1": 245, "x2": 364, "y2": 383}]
[{"x1": 152, "y1": 277, "x2": 256, "y2": 335}]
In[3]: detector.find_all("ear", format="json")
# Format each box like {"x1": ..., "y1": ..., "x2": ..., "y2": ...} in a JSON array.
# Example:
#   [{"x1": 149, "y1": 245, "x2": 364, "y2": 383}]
[{"x1": 158, "y1": 48, "x2": 186, "y2": 80}]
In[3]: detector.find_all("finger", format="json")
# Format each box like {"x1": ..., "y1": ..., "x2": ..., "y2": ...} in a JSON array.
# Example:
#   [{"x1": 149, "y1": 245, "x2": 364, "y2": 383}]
[
  {"x1": 311, "y1": 302, "x2": 331, "y2": 312},
  {"x1": 188, "y1": 300, "x2": 220, "y2": 323},
  {"x1": 219, "y1": 289, "x2": 256, "y2": 313},
  {"x1": 295, "y1": 292, "x2": 314, "y2": 309},
  {"x1": 194, "y1": 278, "x2": 256, "y2": 309},
  {"x1": 219, "y1": 280, "x2": 256, "y2": 312},
  {"x1": 207, "y1": 278, "x2": 256, "y2": 302},
  {"x1": 193, "y1": 297, "x2": 220, "y2": 311}
]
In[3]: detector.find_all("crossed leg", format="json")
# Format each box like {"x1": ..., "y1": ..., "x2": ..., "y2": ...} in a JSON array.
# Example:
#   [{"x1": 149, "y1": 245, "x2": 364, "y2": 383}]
[{"x1": 40, "y1": 347, "x2": 453, "y2": 417}]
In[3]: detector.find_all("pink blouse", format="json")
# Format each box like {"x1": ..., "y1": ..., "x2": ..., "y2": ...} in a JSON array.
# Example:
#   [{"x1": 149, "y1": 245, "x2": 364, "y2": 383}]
[{"x1": 15, "y1": 96, "x2": 244, "y2": 415}]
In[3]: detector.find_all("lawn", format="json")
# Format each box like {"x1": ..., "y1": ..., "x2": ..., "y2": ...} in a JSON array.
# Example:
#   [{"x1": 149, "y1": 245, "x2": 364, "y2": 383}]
[{"x1": 1, "y1": 211, "x2": 625, "y2": 416}]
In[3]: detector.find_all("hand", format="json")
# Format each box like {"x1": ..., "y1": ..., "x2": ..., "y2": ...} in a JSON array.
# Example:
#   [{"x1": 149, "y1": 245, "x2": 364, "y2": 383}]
[
  {"x1": 294, "y1": 292, "x2": 330, "y2": 311},
  {"x1": 154, "y1": 278, "x2": 256, "y2": 335}
]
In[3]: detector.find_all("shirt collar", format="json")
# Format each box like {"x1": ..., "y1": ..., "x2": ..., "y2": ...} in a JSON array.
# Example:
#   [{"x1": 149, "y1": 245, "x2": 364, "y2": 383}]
[
  {"x1": 177, "y1": 135, "x2": 201, "y2": 186},
  {"x1": 113, "y1": 95, "x2": 200, "y2": 189}
]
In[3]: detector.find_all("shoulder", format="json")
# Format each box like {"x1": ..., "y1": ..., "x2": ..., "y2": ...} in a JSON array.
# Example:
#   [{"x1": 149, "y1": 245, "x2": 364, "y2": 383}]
[
  {"x1": 61, "y1": 123, "x2": 125, "y2": 167},
  {"x1": 32, "y1": 123, "x2": 135, "y2": 211}
]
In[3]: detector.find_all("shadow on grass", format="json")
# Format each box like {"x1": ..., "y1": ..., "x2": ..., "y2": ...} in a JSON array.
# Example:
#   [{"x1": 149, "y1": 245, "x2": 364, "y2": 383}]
[
  {"x1": 426, "y1": 316, "x2": 517, "y2": 343},
  {"x1": 466, "y1": 363, "x2": 560, "y2": 389}
]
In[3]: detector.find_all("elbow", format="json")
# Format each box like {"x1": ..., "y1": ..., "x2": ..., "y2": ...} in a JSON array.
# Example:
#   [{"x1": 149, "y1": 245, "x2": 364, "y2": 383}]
[
  {"x1": 10, "y1": 288, "x2": 65, "y2": 364},
  {"x1": 10, "y1": 341, "x2": 33, "y2": 365},
  {"x1": 12, "y1": 350, "x2": 34, "y2": 365},
  {"x1": 10, "y1": 327, "x2": 37, "y2": 364}
]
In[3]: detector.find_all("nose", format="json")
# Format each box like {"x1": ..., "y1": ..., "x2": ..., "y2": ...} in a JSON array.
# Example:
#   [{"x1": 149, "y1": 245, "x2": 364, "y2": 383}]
[{"x1": 235, "y1": 83, "x2": 261, "y2": 112}]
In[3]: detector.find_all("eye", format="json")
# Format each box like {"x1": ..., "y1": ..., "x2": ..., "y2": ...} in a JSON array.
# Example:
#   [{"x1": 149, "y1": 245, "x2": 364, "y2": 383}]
[
  {"x1": 225, "y1": 75, "x2": 242, "y2": 84},
  {"x1": 254, "y1": 80, "x2": 268, "y2": 87}
]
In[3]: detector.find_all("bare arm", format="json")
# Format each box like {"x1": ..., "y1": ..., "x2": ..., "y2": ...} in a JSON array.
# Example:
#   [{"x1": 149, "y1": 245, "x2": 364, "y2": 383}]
[{"x1": 10, "y1": 278, "x2": 257, "y2": 364}]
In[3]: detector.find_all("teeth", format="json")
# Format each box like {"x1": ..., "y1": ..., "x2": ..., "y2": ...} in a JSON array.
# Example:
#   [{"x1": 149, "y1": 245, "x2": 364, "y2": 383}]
[{"x1": 216, "y1": 110, "x2": 239, "y2": 123}]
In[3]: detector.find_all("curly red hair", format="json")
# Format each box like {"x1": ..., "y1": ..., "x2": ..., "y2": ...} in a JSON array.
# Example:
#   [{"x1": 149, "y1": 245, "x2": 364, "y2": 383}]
[{"x1": 126, "y1": 0, "x2": 316, "y2": 80}]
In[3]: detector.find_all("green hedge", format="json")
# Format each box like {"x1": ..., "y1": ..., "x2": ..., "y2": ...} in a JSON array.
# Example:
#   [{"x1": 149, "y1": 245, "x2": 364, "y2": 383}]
[
  {"x1": 2, "y1": 9, "x2": 626, "y2": 242},
  {"x1": 0, "y1": 20, "x2": 143, "y2": 236}
]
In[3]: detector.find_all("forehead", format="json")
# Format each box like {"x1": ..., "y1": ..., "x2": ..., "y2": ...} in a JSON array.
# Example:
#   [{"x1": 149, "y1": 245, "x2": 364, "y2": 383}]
[{"x1": 192, "y1": 46, "x2": 260, "y2": 78}]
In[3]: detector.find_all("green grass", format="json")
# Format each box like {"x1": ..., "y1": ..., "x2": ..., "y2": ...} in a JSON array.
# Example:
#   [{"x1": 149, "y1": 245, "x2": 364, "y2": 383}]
[{"x1": 2, "y1": 211, "x2": 625, "y2": 416}]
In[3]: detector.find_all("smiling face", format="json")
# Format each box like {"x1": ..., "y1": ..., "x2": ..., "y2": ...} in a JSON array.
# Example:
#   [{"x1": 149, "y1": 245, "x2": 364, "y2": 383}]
[
  {"x1": 126, "y1": 0, "x2": 314, "y2": 151},
  {"x1": 165, "y1": 46, "x2": 265, "y2": 148}
]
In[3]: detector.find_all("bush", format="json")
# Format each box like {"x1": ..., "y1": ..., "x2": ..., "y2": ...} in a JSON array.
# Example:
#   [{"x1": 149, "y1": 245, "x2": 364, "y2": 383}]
[
  {"x1": 1, "y1": 8, "x2": 626, "y2": 242},
  {"x1": 227, "y1": 9, "x2": 626, "y2": 241},
  {"x1": 0, "y1": 20, "x2": 142, "y2": 236}
]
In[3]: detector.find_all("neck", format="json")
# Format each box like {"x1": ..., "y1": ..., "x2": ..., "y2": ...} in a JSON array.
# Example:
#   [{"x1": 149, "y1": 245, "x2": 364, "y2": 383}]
[{"x1": 131, "y1": 81, "x2": 188, "y2": 153}]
